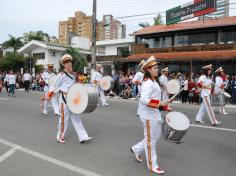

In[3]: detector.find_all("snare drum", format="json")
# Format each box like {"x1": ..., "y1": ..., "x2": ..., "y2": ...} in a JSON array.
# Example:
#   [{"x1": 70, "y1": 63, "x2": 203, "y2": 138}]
[
  {"x1": 99, "y1": 76, "x2": 114, "y2": 91},
  {"x1": 166, "y1": 80, "x2": 180, "y2": 95},
  {"x1": 162, "y1": 112, "x2": 190, "y2": 143},
  {"x1": 210, "y1": 93, "x2": 225, "y2": 106},
  {"x1": 67, "y1": 83, "x2": 98, "y2": 114}
]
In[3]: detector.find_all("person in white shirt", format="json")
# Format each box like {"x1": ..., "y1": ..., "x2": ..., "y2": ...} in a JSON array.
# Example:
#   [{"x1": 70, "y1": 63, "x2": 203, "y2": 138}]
[
  {"x1": 91, "y1": 64, "x2": 109, "y2": 106},
  {"x1": 214, "y1": 67, "x2": 229, "y2": 115},
  {"x1": 131, "y1": 56, "x2": 171, "y2": 175},
  {"x1": 159, "y1": 67, "x2": 169, "y2": 100},
  {"x1": 132, "y1": 60, "x2": 145, "y2": 116},
  {"x1": 47, "y1": 54, "x2": 93, "y2": 144},
  {"x1": 41, "y1": 64, "x2": 59, "y2": 115},
  {"x1": 7, "y1": 70, "x2": 16, "y2": 97},
  {"x1": 195, "y1": 64, "x2": 221, "y2": 126},
  {"x1": 23, "y1": 70, "x2": 31, "y2": 93}
]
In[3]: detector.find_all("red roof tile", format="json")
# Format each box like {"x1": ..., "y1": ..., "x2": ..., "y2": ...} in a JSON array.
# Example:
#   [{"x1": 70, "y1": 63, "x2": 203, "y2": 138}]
[
  {"x1": 135, "y1": 16, "x2": 236, "y2": 36},
  {"x1": 127, "y1": 50, "x2": 236, "y2": 62}
]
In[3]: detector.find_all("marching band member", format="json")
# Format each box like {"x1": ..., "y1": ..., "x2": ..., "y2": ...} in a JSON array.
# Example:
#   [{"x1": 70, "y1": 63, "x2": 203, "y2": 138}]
[
  {"x1": 214, "y1": 67, "x2": 229, "y2": 115},
  {"x1": 195, "y1": 64, "x2": 221, "y2": 126},
  {"x1": 132, "y1": 59, "x2": 145, "y2": 116},
  {"x1": 91, "y1": 64, "x2": 109, "y2": 106},
  {"x1": 41, "y1": 64, "x2": 59, "y2": 115},
  {"x1": 159, "y1": 67, "x2": 169, "y2": 100},
  {"x1": 131, "y1": 56, "x2": 170, "y2": 175},
  {"x1": 47, "y1": 54, "x2": 93, "y2": 143}
]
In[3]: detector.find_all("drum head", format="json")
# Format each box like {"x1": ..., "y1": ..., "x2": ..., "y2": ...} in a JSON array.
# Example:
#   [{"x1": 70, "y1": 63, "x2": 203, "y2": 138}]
[
  {"x1": 224, "y1": 92, "x2": 231, "y2": 98},
  {"x1": 165, "y1": 112, "x2": 190, "y2": 131},
  {"x1": 100, "y1": 76, "x2": 112, "y2": 91},
  {"x1": 166, "y1": 80, "x2": 180, "y2": 94},
  {"x1": 67, "y1": 83, "x2": 96, "y2": 114}
]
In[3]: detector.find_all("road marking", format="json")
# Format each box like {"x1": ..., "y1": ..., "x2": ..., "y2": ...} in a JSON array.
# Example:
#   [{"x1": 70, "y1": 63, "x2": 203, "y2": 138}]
[
  {"x1": 191, "y1": 124, "x2": 236, "y2": 133},
  {"x1": 0, "y1": 138, "x2": 103, "y2": 176},
  {"x1": 39, "y1": 104, "x2": 53, "y2": 107},
  {"x1": 0, "y1": 146, "x2": 21, "y2": 162},
  {"x1": 0, "y1": 98, "x2": 9, "y2": 101}
]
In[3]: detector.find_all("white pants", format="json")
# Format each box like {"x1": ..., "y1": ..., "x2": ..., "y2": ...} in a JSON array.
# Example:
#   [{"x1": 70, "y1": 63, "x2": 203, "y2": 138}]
[
  {"x1": 196, "y1": 96, "x2": 217, "y2": 124},
  {"x1": 132, "y1": 118, "x2": 162, "y2": 171},
  {"x1": 42, "y1": 90, "x2": 59, "y2": 114},
  {"x1": 97, "y1": 86, "x2": 107, "y2": 105},
  {"x1": 57, "y1": 102, "x2": 90, "y2": 142}
]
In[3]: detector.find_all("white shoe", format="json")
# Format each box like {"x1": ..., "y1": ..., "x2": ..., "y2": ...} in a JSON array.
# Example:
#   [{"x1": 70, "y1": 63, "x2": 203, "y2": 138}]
[
  {"x1": 80, "y1": 137, "x2": 93, "y2": 143},
  {"x1": 103, "y1": 103, "x2": 109, "y2": 106},
  {"x1": 130, "y1": 147, "x2": 143, "y2": 162},
  {"x1": 222, "y1": 112, "x2": 229, "y2": 115},
  {"x1": 213, "y1": 121, "x2": 221, "y2": 126},
  {"x1": 42, "y1": 110, "x2": 48, "y2": 115},
  {"x1": 195, "y1": 120, "x2": 205, "y2": 124},
  {"x1": 152, "y1": 167, "x2": 165, "y2": 175}
]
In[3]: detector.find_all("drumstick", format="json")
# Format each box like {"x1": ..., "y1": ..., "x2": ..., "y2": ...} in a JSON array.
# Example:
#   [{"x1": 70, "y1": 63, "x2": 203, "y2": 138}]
[{"x1": 168, "y1": 87, "x2": 185, "y2": 102}]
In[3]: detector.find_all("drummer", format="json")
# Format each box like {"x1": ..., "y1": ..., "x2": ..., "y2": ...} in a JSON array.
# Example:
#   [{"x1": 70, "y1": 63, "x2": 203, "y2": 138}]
[
  {"x1": 41, "y1": 64, "x2": 59, "y2": 115},
  {"x1": 159, "y1": 67, "x2": 169, "y2": 100},
  {"x1": 195, "y1": 64, "x2": 221, "y2": 126},
  {"x1": 131, "y1": 56, "x2": 170, "y2": 175},
  {"x1": 132, "y1": 59, "x2": 145, "y2": 116},
  {"x1": 214, "y1": 67, "x2": 229, "y2": 115},
  {"x1": 91, "y1": 64, "x2": 109, "y2": 106},
  {"x1": 47, "y1": 54, "x2": 93, "y2": 143}
]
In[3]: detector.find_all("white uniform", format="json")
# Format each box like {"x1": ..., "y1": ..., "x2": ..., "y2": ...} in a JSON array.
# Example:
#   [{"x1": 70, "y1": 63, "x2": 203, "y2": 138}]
[
  {"x1": 159, "y1": 75, "x2": 168, "y2": 100},
  {"x1": 50, "y1": 71, "x2": 91, "y2": 142},
  {"x1": 196, "y1": 75, "x2": 218, "y2": 124},
  {"x1": 132, "y1": 71, "x2": 144, "y2": 116},
  {"x1": 41, "y1": 71, "x2": 59, "y2": 115},
  {"x1": 91, "y1": 71, "x2": 108, "y2": 106},
  {"x1": 215, "y1": 76, "x2": 227, "y2": 114},
  {"x1": 132, "y1": 79, "x2": 162, "y2": 171}
]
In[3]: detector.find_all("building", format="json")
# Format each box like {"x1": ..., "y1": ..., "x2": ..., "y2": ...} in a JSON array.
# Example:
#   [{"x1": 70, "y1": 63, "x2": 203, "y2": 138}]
[
  {"x1": 18, "y1": 40, "x2": 91, "y2": 72},
  {"x1": 99, "y1": 15, "x2": 126, "y2": 41},
  {"x1": 96, "y1": 38, "x2": 134, "y2": 74},
  {"x1": 126, "y1": 16, "x2": 236, "y2": 74},
  {"x1": 59, "y1": 11, "x2": 93, "y2": 45},
  {"x1": 200, "y1": 0, "x2": 229, "y2": 19}
]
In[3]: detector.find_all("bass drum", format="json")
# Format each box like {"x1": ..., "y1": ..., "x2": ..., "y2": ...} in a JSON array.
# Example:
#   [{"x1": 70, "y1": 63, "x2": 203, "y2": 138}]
[
  {"x1": 67, "y1": 83, "x2": 98, "y2": 114},
  {"x1": 162, "y1": 111, "x2": 190, "y2": 143},
  {"x1": 99, "y1": 76, "x2": 114, "y2": 91}
]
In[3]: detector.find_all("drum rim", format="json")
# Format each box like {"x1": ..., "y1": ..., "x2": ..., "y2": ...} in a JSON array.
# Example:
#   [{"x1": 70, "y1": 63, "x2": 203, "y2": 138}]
[{"x1": 165, "y1": 111, "x2": 190, "y2": 131}]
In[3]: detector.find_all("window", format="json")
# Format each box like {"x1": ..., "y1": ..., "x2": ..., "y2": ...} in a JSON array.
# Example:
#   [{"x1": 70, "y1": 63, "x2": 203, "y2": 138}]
[{"x1": 117, "y1": 46, "x2": 130, "y2": 57}]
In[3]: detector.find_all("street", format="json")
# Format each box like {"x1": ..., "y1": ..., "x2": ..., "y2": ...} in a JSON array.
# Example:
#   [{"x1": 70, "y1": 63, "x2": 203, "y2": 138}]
[{"x1": 0, "y1": 90, "x2": 236, "y2": 176}]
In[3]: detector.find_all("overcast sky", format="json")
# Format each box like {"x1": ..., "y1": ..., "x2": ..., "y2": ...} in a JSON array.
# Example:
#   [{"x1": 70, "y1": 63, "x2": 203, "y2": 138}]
[{"x1": 1, "y1": 0, "x2": 236, "y2": 43}]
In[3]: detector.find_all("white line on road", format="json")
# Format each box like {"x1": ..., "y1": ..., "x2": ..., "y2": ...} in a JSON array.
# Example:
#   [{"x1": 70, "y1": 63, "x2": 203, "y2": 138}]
[
  {"x1": 0, "y1": 138, "x2": 103, "y2": 176},
  {"x1": 0, "y1": 98, "x2": 9, "y2": 101},
  {"x1": 191, "y1": 124, "x2": 236, "y2": 133},
  {"x1": 0, "y1": 146, "x2": 21, "y2": 162}
]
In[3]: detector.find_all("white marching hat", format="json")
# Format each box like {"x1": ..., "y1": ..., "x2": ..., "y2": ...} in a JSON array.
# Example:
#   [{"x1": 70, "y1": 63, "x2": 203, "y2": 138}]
[
  {"x1": 60, "y1": 54, "x2": 72, "y2": 65},
  {"x1": 202, "y1": 64, "x2": 212, "y2": 70},
  {"x1": 215, "y1": 67, "x2": 223, "y2": 73},
  {"x1": 96, "y1": 64, "x2": 102, "y2": 68},
  {"x1": 138, "y1": 60, "x2": 145, "y2": 68},
  {"x1": 161, "y1": 67, "x2": 168, "y2": 72},
  {"x1": 141, "y1": 56, "x2": 159, "y2": 72}
]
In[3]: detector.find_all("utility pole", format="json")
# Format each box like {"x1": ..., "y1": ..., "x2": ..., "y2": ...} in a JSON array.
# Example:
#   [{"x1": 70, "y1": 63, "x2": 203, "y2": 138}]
[{"x1": 91, "y1": 0, "x2": 97, "y2": 70}]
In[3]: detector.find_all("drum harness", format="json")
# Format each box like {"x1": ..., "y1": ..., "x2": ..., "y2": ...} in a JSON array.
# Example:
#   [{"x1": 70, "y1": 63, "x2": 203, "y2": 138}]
[{"x1": 60, "y1": 71, "x2": 75, "y2": 104}]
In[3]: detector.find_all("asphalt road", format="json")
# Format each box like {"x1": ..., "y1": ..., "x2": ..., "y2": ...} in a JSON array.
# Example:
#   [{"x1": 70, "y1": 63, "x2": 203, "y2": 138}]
[{"x1": 0, "y1": 90, "x2": 236, "y2": 176}]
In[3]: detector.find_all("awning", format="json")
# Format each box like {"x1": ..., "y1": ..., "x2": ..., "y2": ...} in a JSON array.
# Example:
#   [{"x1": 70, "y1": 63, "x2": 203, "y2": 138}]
[{"x1": 127, "y1": 50, "x2": 236, "y2": 62}]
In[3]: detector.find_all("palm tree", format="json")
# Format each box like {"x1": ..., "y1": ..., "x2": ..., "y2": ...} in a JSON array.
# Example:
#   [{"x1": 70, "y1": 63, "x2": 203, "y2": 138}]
[
  {"x1": 2, "y1": 35, "x2": 23, "y2": 53},
  {"x1": 153, "y1": 14, "x2": 163, "y2": 25},
  {"x1": 64, "y1": 47, "x2": 87, "y2": 72}
]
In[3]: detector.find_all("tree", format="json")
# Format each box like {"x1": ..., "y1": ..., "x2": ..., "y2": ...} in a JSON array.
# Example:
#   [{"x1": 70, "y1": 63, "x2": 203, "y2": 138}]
[
  {"x1": 0, "y1": 53, "x2": 25, "y2": 71},
  {"x1": 61, "y1": 47, "x2": 88, "y2": 72},
  {"x1": 2, "y1": 35, "x2": 23, "y2": 53},
  {"x1": 153, "y1": 14, "x2": 163, "y2": 25}
]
